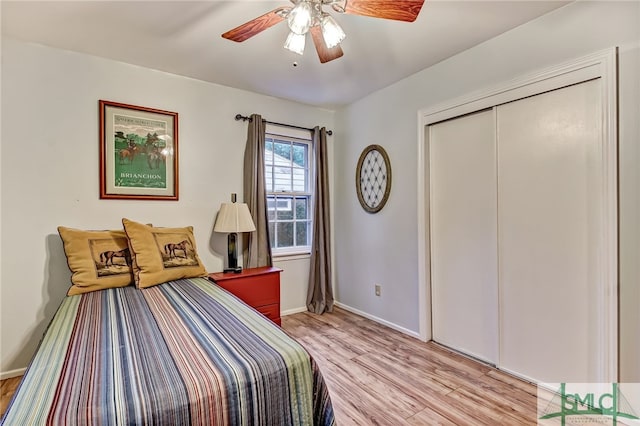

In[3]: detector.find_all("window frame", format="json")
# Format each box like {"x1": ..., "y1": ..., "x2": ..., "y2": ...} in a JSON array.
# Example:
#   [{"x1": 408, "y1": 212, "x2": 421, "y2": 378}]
[{"x1": 264, "y1": 125, "x2": 314, "y2": 257}]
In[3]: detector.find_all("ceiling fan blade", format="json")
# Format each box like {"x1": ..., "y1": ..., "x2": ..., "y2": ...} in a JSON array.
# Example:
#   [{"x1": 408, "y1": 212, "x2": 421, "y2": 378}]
[
  {"x1": 222, "y1": 7, "x2": 289, "y2": 42},
  {"x1": 310, "y1": 26, "x2": 344, "y2": 63},
  {"x1": 343, "y1": 0, "x2": 425, "y2": 22}
]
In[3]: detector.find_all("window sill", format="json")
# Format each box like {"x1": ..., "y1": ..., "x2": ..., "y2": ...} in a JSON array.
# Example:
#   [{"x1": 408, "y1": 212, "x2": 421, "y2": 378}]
[{"x1": 272, "y1": 252, "x2": 311, "y2": 261}]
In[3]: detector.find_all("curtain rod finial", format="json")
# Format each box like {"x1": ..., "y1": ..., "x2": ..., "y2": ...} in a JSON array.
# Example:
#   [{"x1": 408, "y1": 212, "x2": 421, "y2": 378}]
[{"x1": 235, "y1": 114, "x2": 252, "y2": 122}]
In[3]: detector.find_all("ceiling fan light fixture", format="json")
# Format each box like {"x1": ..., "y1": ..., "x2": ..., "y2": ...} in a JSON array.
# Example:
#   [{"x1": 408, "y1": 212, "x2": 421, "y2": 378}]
[
  {"x1": 287, "y1": 1, "x2": 314, "y2": 35},
  {"x1": 284, "y1": 31, "x2": 306, "y2": 55},
  {"x1": 222, "y1": 0, "x2": 426, "y2": 64},
  {"x1": 320, "y1": 14, "x2": 345, "y2": 48}
]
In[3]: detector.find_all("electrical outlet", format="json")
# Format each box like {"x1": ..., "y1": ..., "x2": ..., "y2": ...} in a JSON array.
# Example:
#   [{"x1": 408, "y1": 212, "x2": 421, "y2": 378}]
[{"x1": 375, "y1": 284, "x2": 381, "y2": 297}]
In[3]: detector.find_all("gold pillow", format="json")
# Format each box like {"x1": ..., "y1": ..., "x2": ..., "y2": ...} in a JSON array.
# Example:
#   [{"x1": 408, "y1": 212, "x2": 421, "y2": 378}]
[
  {"x1": 122, "y1": 218, "x2": 207, "y2": 288},
  {"x1": 58, "y1": 226, "x2": 134, "y2": 296},
  {"x1": 127, "y1": 223, "x2": 153, "y2": 280}
]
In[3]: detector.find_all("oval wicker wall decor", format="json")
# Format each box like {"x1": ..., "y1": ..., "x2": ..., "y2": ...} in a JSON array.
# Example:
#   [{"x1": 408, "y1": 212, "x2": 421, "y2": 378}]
[{"x1": 355, "y1": 144, "x2": 392, "y2": 213}]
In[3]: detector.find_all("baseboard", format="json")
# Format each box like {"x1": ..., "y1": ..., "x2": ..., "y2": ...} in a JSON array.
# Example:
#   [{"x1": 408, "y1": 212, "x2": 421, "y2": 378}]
[
  {"x1": 334, "y1": 302, "x2": 422, "y2": 340},
  {"x1": 1, "y1": 368, "x2": 26, "y2": 380},
  {"x1": 282, "y1": 303, "x2": 423, "y2": 341},
  {"x1": 281, "y1": 306, "x2": 308, "y2": 317}
]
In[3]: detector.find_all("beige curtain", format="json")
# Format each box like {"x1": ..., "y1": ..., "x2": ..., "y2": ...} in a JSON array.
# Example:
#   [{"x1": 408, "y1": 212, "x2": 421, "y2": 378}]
[
  {"x1": 242, "y1": 114, "x2": 273, "y2": 268},
  {"x1": 307, "y1": 127, "x2": 334, "y2": 314}
]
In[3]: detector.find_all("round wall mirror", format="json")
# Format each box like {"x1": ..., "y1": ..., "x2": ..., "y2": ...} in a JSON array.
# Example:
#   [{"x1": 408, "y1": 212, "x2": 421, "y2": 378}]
[{"x1": 355, "y1": 144, "x2": 392, "y2": 213}]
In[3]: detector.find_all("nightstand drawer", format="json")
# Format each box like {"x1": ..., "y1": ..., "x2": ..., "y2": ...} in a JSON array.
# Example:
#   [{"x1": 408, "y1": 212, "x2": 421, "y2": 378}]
[
  {"x1": 255, "y1": 303, "x2": 281, "y2": 326},
  {"x1": 215, "y1": 273, "x2": 278, "y2": 307},
  {"x1": 208, "y1": 267, "x2": 282, "y2": 326}
]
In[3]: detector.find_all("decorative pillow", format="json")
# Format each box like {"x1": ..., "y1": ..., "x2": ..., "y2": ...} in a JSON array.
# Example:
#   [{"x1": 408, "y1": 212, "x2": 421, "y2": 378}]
[
  {"x1": 58, "y1": 226, "x2": 134, "y2": 296},
  {"x1": 122, "y1": 218, "x2": 207, "y2": 288},
  {"x1": 126, "y1": 223, "x2": 153, "y2": 280}
]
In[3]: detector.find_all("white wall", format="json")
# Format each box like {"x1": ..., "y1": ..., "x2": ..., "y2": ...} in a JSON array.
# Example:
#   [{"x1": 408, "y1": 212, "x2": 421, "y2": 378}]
[
  {"x1": 0, "y1": 38, "x2": 335, "y2": 374},
  {"x1": 334, "y1": 0, "x2": 640, "y2": 381}
]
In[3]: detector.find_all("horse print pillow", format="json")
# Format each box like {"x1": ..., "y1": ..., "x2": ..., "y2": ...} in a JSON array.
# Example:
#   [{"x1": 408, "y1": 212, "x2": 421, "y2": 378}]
[
  {"x1": 122, "y1": 218, "x2": 207, "y2": 289},
  {"x1": 58, "y1": 226, "x2": 134, "y2": 296}
]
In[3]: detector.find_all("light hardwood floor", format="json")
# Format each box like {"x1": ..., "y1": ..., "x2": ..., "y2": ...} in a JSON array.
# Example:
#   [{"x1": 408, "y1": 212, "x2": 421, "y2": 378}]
[
  {"x1": 1, "y1": 308, "x2": 539, "y2": 424},
  {"x1": 282, "y1": 308, "x2": 538, "y2": 425},
  {"x1": 0, "y1": 375, "x2": 20, "y2": 419}
]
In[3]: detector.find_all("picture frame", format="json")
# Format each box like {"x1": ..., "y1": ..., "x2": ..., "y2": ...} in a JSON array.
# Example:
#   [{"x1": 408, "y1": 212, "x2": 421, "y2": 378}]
[
  {"x1": 99, "y1": 100, "x2": 179, "y2": 200},
  {"x1": 355, "y1": 144, "x2": 392, "y2": 213}
]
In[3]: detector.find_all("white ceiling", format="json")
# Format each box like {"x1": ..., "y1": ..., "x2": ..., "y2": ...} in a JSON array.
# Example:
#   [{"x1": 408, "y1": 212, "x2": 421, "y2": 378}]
[{"x1": 1, "y1": 1, "x2": 571, "y2": 108}]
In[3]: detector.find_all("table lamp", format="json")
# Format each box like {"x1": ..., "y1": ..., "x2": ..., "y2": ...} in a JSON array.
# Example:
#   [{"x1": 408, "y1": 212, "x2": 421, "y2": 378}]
[{"x1": 214, "y1": 193, "x2": 256, "y2": 273}]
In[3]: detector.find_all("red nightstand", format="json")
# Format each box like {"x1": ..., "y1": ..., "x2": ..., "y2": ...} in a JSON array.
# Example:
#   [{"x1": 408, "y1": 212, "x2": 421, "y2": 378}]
[{"x1": 208, "y1": 267, "x2": 282, "y2": 326}]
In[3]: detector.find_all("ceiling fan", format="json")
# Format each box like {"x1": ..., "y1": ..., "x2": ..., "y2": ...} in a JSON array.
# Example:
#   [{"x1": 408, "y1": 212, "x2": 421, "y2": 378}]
[{"x1": 222, "y1": 0, "x2": 425, "y2": 64}]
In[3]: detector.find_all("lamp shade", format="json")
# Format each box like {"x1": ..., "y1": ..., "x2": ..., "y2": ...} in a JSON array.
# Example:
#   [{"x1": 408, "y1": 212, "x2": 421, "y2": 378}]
[
  {"x1": 214, "y1": 202, "x2": 256, "y2": 233},
  {"x1": 321, "y1": 14, "x2": 345, "y2": 48},
  {"x1": 287, "y1": 1, "x2": 313, "y2": 35},
  {"x1": 284, "y1": 31, "x2": 306, "y2": 55}
]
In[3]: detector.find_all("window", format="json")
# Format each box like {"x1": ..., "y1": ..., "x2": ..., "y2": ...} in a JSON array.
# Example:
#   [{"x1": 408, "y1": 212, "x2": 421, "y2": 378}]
[{"x1": 265, "y1": 130, "x2": 313, "y2": 255}]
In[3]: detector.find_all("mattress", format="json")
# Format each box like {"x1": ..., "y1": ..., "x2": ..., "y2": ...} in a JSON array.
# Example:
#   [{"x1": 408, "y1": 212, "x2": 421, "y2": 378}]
[{"x1": 1, "y1": 278, "x2": 334, "y2": 425}]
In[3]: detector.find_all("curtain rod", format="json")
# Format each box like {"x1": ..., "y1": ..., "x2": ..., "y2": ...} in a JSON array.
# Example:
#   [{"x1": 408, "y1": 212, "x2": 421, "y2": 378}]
[{"x1": 235, "y1": 114, "x2": 333, "y2": 136}]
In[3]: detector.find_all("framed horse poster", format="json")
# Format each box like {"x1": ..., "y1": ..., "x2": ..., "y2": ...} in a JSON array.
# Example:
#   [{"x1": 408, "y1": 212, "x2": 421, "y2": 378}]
[{"x1": 99, "y1": 100, "x2": 179, "y2": 200}]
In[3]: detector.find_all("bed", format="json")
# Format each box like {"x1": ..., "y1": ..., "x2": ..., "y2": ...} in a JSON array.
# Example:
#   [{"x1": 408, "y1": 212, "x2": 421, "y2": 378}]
[{"x1": 1, "y1": 277, "x2": 335, "y2": 425}]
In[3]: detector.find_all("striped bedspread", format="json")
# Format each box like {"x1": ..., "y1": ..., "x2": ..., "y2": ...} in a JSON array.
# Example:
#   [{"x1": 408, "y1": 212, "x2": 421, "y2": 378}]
[{"x1": 2, "y1": 278, "x2": 334, "y2": 425}]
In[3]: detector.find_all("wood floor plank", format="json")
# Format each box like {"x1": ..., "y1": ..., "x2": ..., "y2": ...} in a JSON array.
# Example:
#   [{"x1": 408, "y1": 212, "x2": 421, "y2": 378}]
[
  {"x1": 296, "y1": 335, "x2": 361, "y2": 364},
  {"x1": 406, "y1": 406, "x2": 459, "y2": 426},
  {"x1": 451, "y1": 385, "x2": 534, "y2": 424},
  {"x1": 320, "y1": 358, "x2": 426, "y2": 424},
  {"x1": 0, "y1": 376, "x2": 21, "y2": 418},
  {"x1": 456, "y1": 374, "x2": 538, "y2": 416},
  {"x1": 353, "y1": 351, "x2": 455, "y2": 396}
]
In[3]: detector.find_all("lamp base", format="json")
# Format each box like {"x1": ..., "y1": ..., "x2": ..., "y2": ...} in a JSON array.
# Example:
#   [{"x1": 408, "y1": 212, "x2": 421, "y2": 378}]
[{"x1": 226, "y1": 233, "x2": 241, "y2": 273}]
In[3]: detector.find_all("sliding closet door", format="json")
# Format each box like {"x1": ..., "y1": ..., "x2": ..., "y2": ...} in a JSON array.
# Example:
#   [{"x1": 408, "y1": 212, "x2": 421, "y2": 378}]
[
  {"x1": 497, "y1": 79, "x2": 601, "y2": 383},
  {"x1": 429, "y1": 109, "x2": 498, "y2": 364}
]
